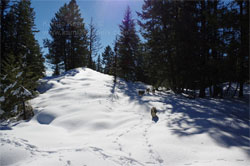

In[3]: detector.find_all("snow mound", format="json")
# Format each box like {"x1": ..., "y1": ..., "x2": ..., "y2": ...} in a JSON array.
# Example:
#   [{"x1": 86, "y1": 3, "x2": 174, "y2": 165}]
[{"x1": 0, "y1": 67, "x2": 249, "y2": 166}]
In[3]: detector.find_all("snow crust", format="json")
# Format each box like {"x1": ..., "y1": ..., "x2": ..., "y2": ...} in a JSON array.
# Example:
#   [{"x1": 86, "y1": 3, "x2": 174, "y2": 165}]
[{"x1": 0, "y1": 67, "x2": 249, "y2": 166}]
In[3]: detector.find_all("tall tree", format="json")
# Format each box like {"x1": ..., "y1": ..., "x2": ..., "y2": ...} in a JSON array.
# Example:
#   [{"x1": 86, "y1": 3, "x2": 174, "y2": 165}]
[
  {"x1": 138, "y1": 0, "x2": 229, "y2": 96},
  {"x1": 0, "y1": 0, "x2": 44, "y2": 120},
  {"x1": 236, "y1": 0, "x2": 249, "y2": 97},
  {"x1": 87, "y1": 17, "x2": 101, "y2": 69},
  {"x1": 45, "y1": 0, "x2": 88, "y2": 75},
  {"x1": 102, "y1": 45, "x2": 114, "y2": 75},
  {"x1": 117, "y1": 6, "x2": 140, "y2": 81},
  {"x1": 0, "y1": 0, "x2": 10, "y2": 74},
  {"x1": 96, "y1": 54, "x2": 102, "y2": 73}
]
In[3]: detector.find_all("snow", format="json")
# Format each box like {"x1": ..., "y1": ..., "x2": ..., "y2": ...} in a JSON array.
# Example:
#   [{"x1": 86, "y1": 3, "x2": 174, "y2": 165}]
[
  {"x1": 0, "y1": 67, "x2": 249, "y2": 166},
  {"x1": 2, "y1": 75, "x2": 7, "y2": 80},
  {"x1": 16, "y1": 72, "x2": 23, "y2": 78},
  {"x1": 0, "y1": 109, "x2": 4, "y2": 115},
  {"x1": 4, "y1": 81, "x2": 17, "y2": 93},
  {"x1": 0, "y1": 96, "x2": 5, "y2": 102},
  {"x1": 21, "y1": 87, "x2": 32, "y2": 97},
  {"x1": 12, "y1": 88, "x2": 20, "y2": 96},
  {"x1": 13, "y1": 105, "x2": 18, "y2": 113},
  {"x1": 11, "y1": 86, "x2": 32, "y2": 97}
]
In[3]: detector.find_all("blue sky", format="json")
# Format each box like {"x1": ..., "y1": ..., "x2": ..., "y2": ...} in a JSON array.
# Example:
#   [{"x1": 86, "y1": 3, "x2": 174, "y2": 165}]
[{"x1": 30, "y1": 0, "x2": 144, "y2": 75}]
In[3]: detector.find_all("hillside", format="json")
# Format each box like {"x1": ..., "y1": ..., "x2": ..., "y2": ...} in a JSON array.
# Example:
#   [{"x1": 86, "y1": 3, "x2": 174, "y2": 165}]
[{"x1": 0, "y1": 68, "x2": 249, "y2": 166}]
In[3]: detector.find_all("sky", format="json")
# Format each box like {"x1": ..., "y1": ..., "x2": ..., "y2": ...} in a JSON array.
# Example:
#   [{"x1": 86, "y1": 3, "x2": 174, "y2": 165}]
[{"x1": 30, "y1": 0, "x2": 144, "y2": 75}]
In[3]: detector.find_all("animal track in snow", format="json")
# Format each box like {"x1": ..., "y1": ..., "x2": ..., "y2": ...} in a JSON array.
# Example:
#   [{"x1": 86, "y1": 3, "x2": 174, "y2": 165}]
[{"x1": 143, "y1": 123, "x2": 164, "y2": 166}]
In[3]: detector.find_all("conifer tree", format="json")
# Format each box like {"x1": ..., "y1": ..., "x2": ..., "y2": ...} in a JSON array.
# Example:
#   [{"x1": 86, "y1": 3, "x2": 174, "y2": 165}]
[
  {"x1": 102, "y1": 45, "x2": 114, "y2": 75},
  {"x1": 236, "y1": 0, "x2": 249, "y2": 97},
  {"x1": 96, "y1": 54, "x2": 102, "y2": 73},
  {"x1": 116, "y1": 6, "x2": 140, "y2": 81},
  {"x1": 87, "y1": 17, "x2": 101, "y2": 69},
  {"x1": 0, "y1": 0, "x2": 10, "y2": 73},
  {"x1": 45, "y1": 0, "x2": 88, "y2": 74},
  {"x1": 0, "y1": 0, "x2": 44, "y2": 120}
]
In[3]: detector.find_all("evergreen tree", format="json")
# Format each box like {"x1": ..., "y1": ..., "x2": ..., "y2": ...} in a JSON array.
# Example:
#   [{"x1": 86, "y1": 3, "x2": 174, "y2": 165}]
[
  {"x1": 116, "y1": 6, "x2": 140, "y2": 81},
  {"x1": 223, "y1": 0, "x2": 249, "y2": 98},
  {"x1": 87, "y1": 17, "x2": 101, "y2": 69},
  {"x1": 0, "y1": 0, "x2": 44, "y2": 120},
  {"x1": 96, "y1": 54, "x2": 102, "y2": 73},
  {"x1": 1, "y1": 53, "x2": 34, "y2": 120},
  {"x1": 138, "y1": 0, "x2": 239, "y2": 97},
  {"x1": 102, "y1": 45, "x2": 114, "y2": 75},
  {"x1": 0, "y1": 0, "x2": 10, "y2": 73},
  {"x1": 235, "y1": 0, "x2": 249, "y2": 97},
  {"x1": 113, "y1": 39, "x2": 118, "y2": 83},
  {"x1": 45, "y1": 0, "x2": 88, "y2": 75},
  {"x1": 14, "y1": 0, "x2": 45, "y2": 86},
  {"x1": 138, "y1": 0, "x2": 174, "y2": 88}
]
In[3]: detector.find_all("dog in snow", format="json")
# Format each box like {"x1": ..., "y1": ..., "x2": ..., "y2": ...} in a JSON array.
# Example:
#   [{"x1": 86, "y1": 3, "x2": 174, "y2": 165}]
[{"x1": 151, "y1": 107, "x2": 159, "y2": 123}]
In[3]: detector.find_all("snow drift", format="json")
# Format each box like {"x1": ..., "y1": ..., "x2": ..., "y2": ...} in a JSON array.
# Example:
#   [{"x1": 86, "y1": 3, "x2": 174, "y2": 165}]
[{"x1": 0, "y1": 67, "x2": 249, "y2": 166}]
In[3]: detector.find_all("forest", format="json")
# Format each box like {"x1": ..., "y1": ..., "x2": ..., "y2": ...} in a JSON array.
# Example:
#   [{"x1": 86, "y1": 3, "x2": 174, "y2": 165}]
[{"x1": 0, "y1": 0, "x2": 249, "y2": 120}]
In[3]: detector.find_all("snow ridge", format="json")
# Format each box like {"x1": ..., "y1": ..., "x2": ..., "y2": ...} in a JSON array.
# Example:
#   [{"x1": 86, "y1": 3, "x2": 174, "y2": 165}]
[{"x1": 0, "y1": 67, "x2": 249, "y2": 166}]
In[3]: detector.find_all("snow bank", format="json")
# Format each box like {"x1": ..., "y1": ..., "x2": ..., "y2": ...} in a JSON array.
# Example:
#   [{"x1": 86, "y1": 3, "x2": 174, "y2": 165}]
[{"x1": 0, "y1": 67, "x2": 249, "y2": 166}]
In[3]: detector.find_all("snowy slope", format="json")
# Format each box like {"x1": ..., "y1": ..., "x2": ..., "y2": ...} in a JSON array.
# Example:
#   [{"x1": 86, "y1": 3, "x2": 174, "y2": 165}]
[{"x1": 0, "y1": 68, "x2": 249, "y2": 166}]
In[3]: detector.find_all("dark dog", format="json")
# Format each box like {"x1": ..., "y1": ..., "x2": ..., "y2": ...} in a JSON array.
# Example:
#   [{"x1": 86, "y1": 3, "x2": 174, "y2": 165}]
[
  {"x1": 152, "y1": 88, "x2": 155, "y2": 94},
  {"x1": 138, "y1": 90, "x2": 145, "y2": 96}
]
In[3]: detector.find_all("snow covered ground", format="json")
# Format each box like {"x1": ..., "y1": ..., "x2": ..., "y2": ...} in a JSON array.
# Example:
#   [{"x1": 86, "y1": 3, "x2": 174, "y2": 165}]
[{"x1": 1, "y1": 68, "x2": 249, "y2": 166}]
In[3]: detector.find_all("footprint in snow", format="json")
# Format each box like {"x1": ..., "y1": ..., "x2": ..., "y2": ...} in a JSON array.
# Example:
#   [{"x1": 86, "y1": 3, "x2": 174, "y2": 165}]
[
  {"x1": 143, "y1": 124, "x2": 164, "y2": 165},
  {"x1": 20, "y1": 139, "x2": 28, "y2": 142},
  {"x1": 217, "y1": 158, "x2": 226, "y2": 161}
]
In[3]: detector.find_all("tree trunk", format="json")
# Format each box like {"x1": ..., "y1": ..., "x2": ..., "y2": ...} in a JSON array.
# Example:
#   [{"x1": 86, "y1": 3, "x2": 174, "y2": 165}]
[
  {"x1": 232, "y1": 82, "x2": 239, "y2": 97},
  {"x1": 226, "y1": 81, "x2": 231, "y2": 97},
  {"x1": 209, "y1": 86, "x2": 212, "y2": 97},
  {"x1": 239, "y1": 81, "x2": 244, "y2": 97},
  {"x1": 22, "y1": 100, "x2": 26, "y2": 120},
  {"x1": 238, "y1": 1, "x2": 243, "y2": 98},
  {"x1": 199, "y1": 85, "x2": 206, "y2": 98}
]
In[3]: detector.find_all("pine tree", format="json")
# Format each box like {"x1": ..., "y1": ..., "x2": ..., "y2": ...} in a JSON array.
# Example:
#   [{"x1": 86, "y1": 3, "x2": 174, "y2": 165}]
[
  {"x1": 96, "y1": 54, "x2": 102, "y2": 73},
  {"x1": 223, "y1": 0, "x2": 249, "y2": 98},
  {"x1": 45, "y1": 0, "x2": 88, "y2": 74},
  {"x1": 113, "y1": 39, "x2": 118, "y2": 83},
  {"x1": 116, "y1": 6, "x2": 140, "y2": 81},
  {"x1": 87, "y1": 17, "x2": 101, "y2": 69},
  {"x1": 43, "y1": 3, "x2": 67, "y2": 75},
  {"x1": 0, "y1": 0, "x2": 11, "y2": 74},
  {"x1": 14, "y1": 0, "x2": 45, "y2": 87},
  {"x1": 138, "y1": 0, "x2": 175, "y2": 89},
  {"x1": 102, "y1": 45, "x2": 114, "y2": 75},
  {"x1": 0, "y1": 54, "x2": 33, "y2": 120},
  {"x1": 236, "y1": 0, "x2": 249, "y2": 97},
  {"x1": 0, "y1": 0, "x2": 44, "y2": 120}
]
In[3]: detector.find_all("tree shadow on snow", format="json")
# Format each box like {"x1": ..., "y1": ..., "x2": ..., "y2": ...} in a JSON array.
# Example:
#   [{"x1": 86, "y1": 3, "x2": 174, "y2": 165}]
[
  {"x1": 114, "y1": 79, "x2": 149, "y2": 105},
  {"x1": 0, "y1": 120, "x2": 30, "y2": 130},
  {"x1": 162, "y1": 95, "x2": 250, "y2": 156},
  {"x1": 109, "y1": 79, "x2": 249, "y2": 155},
  {"x1": 37, "y1": 69, "x2": 80, "y2": 94}
]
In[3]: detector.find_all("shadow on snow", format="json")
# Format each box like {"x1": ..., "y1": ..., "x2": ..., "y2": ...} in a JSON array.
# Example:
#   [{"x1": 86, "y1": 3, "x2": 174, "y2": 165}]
[{"x1": 111, "y1": 79, "x2": 249, "y2": 156}]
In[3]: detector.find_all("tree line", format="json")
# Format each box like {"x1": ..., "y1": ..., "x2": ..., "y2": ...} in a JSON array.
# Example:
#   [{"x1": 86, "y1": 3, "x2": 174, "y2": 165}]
[
  {"x1": 0, "y1": 0, "x2": 249, "y2": 120},
  {"x1": 99, "y1": 0, "x2": 249, "y2": 98},
  {"x1": 43, "y1": 0, "x2": 249, "y2": 99}
]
